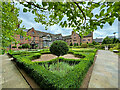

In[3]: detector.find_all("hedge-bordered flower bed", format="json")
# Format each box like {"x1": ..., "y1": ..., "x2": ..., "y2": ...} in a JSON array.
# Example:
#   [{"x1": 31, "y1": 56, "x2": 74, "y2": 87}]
[{"x1": 9, "y1": 49, "x2": 97, "y2": 88}]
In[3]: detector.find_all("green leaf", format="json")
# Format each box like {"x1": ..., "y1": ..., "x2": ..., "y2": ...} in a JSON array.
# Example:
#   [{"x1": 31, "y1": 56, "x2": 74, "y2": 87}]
[
  {"x1": 107, "y1": 7, "x2": 112, "y2": 13},
  {"x1": 42, "y1": 2, "x2": 47, "y2": 7},
  {"x1": 23, "y1": 8, "x2": 27, "y2": 12},
  {"x1": 100, "y1": 25, "x2": 103, "y2": 29},
  {"x1": 32, "y1": 10, "x2": 34, "y2": 14},
  {"x1": 100, "y1": 5, "x2": 106, "y2": 10},
  {"x1": 95, "y1": 14, "x2": 99, "y2": 19},
  {"x1": 108, "y1": 21, "x2": 113, "y2": 26},
  {"x1": 100, "y1": 9, "x2": 105, "y2": 16}
]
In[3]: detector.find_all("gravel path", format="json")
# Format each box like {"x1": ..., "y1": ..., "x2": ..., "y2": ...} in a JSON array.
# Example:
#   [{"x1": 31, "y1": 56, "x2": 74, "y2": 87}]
[
  {"x1": 32, "y1": 54, "x2": 80, "y2": 62},
  {"x1": 88, "y1": 50, "x2": 118, "y2": 88},
  {"x1": 0, "y1": 54, "x2": 31, "y2": 89}
]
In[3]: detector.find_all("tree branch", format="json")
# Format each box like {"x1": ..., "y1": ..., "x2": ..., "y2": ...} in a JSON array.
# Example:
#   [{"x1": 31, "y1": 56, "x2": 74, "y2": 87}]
[
  {"x1": 74, "y1": 2, "x2": 86, "y2": 25},
  {"x1": 26, "y1": 2, "x2": 47, "y2": 10}
]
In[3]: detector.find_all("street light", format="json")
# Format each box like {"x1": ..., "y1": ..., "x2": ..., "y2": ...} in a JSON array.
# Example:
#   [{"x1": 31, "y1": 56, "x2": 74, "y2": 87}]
[
  {"x1": 113, "y1": 32, "x2": 116, "y2": 43},
  {"x1": 113, "y1": 32, "x2": 116, "y2": 38}
]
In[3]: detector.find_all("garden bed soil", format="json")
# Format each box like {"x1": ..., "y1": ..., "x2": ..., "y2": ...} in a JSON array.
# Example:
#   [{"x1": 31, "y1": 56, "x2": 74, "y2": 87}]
[
  {"x1": 80, "y1": 51, "x2": 98, "y2": 88},
  {"x1": 32, "y1": 54, "x2": 80, "y2": 62}
]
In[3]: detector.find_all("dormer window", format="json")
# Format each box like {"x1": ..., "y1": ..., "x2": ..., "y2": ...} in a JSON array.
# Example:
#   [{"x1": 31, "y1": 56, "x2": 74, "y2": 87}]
[{"x1": 32, "y1": 31, "x2": 34, "y2": 34}]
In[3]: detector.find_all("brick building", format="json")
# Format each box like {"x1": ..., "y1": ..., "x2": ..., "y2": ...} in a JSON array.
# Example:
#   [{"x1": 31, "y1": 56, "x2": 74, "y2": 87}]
[
  {"x1": 63, "y1": 31, "x2": 93, "y2": 45},
  {"x1": 11, "y1": 27, "x2": 93, "y2": 49}
]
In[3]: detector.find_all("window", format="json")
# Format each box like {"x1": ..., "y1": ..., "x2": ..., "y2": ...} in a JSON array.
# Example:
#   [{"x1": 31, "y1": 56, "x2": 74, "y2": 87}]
[
  {"x1": 83, "y1": 39, "x2": 86, "y2": 41},
  {"x1": 73, "y1": 40, "x2": 76, "y2": 41},
  {"x1": 74, "y1": 37, "x2": 76, "y2": 39},
  {"x1": 88, "y1": 39, "x2": 90, "y2": 41},
  {"x1": 20, "y1": 35, "x2": 23, "y2": 39},
  {"x1": 33, "y1": 37, "x2": 35, "y2": 40},
  {"x1": 32, "y1": 31, "x2": 34, "y2": 34}
]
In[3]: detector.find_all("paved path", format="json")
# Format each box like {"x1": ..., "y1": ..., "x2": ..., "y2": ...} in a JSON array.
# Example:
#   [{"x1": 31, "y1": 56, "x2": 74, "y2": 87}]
[
  {"x1": 0, "y1": 54, "x2": 31, "y2": 89},
  {"x1": 88, "y1": 50, "x2": 119, "y2": 88}
]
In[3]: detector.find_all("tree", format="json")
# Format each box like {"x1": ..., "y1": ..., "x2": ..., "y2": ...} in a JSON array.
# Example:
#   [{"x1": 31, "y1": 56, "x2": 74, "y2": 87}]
[
  {"x1": 50, "y1": 40, "x2": 69, "y2": 70},
  {"x1": 50, "y1": 40, "x2": 69, "y2": 57},
  {"x1": 76, "y1": 43, "x2": 79, "y2": 46},
  {"x1": 92, "y1": 41, "x2": 99, "y2": 45},
  {"x1": 102, "y1": 36, "x2": 112, "y2": 44},
  {"x1": 20, "y1": 1, "x2": 120, "y2": 36},
  {"x1": 74, "y1": 43, "x2": 77, "y2": 46},
  {"x1": 1, "y1": 2, "x2": 29, "y2": 50}
]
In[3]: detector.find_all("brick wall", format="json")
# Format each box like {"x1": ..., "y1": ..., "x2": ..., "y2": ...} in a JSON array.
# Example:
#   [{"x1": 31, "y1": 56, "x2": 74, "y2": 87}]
[{"x1": 71, "y1": 31, "x2": 81, "y2": 45}]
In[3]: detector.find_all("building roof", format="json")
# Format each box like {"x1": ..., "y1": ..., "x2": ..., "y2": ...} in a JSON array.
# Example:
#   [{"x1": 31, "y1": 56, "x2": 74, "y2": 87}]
[
  {"x1": 83, "y1": 32, "x2": 92, "y2": 37},
  {"x1": 108, "y1": 36, "x2": 114, "y2": 39},
  {"x1": 26, "y1": 27, "x2": 93, "y2": 39},
  {"x1": 23, "y1": 29, "x2": 29, "y2": 32},
  {"x1": 63, "y1": 35, "x2": 72, "y2": 40},
  {"x1": 93, "y1": 38, "x2": 103, "y2": 43}
]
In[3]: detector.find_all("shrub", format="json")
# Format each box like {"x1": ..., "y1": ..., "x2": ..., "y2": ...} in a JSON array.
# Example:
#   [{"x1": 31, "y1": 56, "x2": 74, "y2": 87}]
[
  {"x1": 12, "y1": 46, "x2": 17, "y2": 48},
  {"x1": 81, "y1": 43, "x2": 87, "y2": 48},
  {"x1": 74, "y1": 43, "x2": 77, "y2": 46},
  {"x1": 92, "y1": 41, "x2": 99, "y2": 45},
  {"x1": 22, "y1": 43, "x2": 30, "y2": 49},
  {"x1": 18, "y1": 46, "x2": 22, "y2": 49},
  {"x1": 70, "y1": 43, "x2": 73, "y2": 46},
  {"x1": 50, "y1": 40, "x2": 69, "y2": 57},
  {"x1": 76, "y1": 43, "x2": 79, "y2": 46},
  {"x1": 80, "y1": 42, "x2": 82, "y2": 46},
  {"x1": 88, "y1": 43, "x2": 94, "y2": 48}
]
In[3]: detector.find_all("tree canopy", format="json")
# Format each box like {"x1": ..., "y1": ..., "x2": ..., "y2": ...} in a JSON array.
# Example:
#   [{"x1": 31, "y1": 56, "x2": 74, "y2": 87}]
[
  {"x1": 102, "y1": 36, "x2": 120, "y2": 44},
  {"x1": 1, "y1": 2, "x2": 30, "y2": 48},
  {"x1": 20, "y1": 1, "x2": 120, "y2": 36},
  {"x1": 50, "y1": 40, "x2": 69, "y2": 57}
]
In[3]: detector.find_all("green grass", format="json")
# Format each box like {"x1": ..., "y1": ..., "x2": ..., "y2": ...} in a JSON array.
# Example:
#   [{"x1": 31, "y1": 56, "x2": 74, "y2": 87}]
[{"x1": 72, "y1": 48, "x2": 95, "y2": 50}]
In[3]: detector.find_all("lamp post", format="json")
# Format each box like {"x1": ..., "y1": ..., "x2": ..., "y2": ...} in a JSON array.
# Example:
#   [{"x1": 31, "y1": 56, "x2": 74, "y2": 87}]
[{"x1": 113, "y1": 32, "x2": 116, "y2": 43}]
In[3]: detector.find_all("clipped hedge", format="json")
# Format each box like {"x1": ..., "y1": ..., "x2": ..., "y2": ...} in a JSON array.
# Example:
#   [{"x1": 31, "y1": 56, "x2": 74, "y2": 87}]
[
  {"x1": 22, "y1": 43, "x2": 30, "y2": 49},
  {"x1": 81, "y1": 43, "x2": 88, "y2": 48},
  {"x1": 94, "y1": 44, "x2": 117, "y2": 50},
  {"x1": 18, "y1": 46, "x2": 22, "y2": 49},
  {"x1": 12, "y1": 46, "x2": 17, "y2": 48},
  {"x1": 9, "y1": 49, "x2": 97, "y2": 88}
]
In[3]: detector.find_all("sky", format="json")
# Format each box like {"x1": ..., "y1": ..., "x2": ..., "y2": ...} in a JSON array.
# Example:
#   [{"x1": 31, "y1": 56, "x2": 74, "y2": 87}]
[{"x1": 16, "y1": 2, "x2": 119, "y2": 39}]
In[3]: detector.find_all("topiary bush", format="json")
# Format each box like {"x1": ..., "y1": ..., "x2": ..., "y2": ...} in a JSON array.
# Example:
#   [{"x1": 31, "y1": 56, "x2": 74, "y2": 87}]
[
  {"x1": 81, "y1": 43, "x2": 87, "y2": 48},
  {"x1": 70, "y1": 42, "x2": 73, "y2": 46},
  {"x1": 22, "y1": 43, "x2": 30, "y2": 49},
  {"x1": 12, "y1": 46, "x2": 17, "y2": 48},
  {"x1": 50, "y1": 40, "x2": 69, "y2": 57}
]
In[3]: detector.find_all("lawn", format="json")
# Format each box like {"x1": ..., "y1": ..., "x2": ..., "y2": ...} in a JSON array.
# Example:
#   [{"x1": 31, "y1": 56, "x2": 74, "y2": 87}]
[
  {"x1": 72, "y1": 48, "x2": 95, "y2": 51},
  {"x1": 8, "y1": 48, "x2": 97, "y2": 88}
]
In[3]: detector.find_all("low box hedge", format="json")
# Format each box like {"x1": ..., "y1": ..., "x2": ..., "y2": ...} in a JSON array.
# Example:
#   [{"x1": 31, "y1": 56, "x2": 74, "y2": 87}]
[{"x1": 9, "y1": 49, "x2": 97, "y2": 88}]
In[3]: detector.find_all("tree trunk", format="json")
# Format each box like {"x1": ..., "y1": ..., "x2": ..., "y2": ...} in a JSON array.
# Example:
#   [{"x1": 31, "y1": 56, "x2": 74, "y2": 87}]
[{"x1": 57, "y1": 56, "x2": 59, "y2": 71}]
